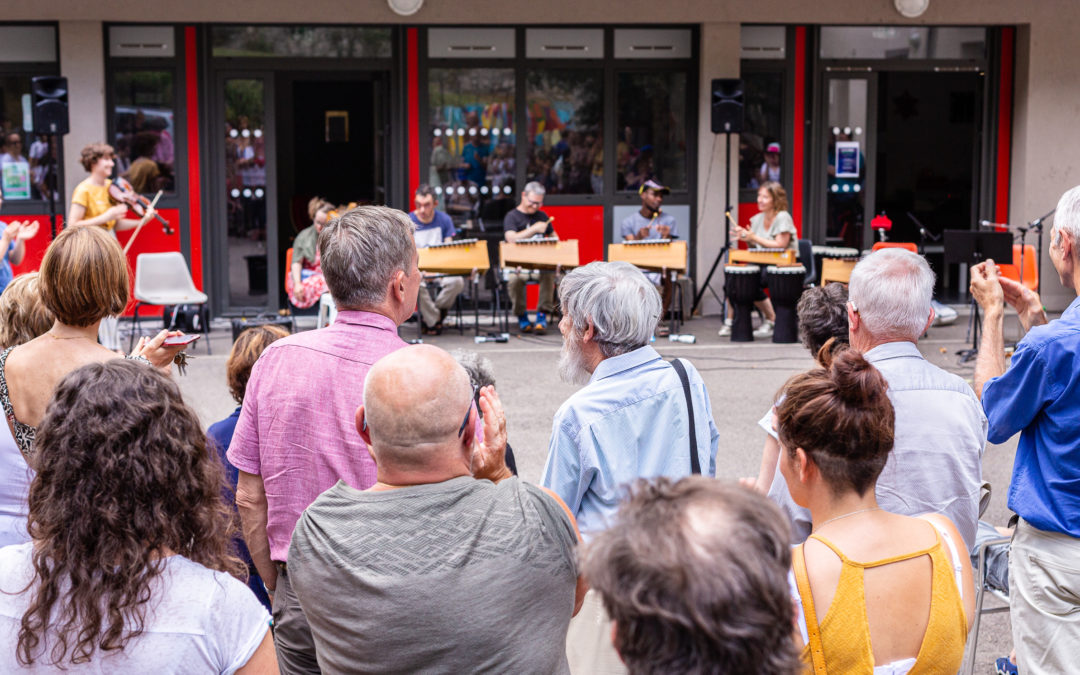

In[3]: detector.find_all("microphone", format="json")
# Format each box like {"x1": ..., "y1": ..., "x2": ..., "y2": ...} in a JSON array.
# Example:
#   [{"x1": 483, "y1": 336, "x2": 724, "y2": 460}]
[{"x1": 980, "y1": 220, "x2": 1008, "y2": 229}]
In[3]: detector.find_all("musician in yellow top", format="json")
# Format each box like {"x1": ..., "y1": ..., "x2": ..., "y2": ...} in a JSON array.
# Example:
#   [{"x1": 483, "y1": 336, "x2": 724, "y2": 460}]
[
  {"x1": 620, "y1": 179, "x2": 679, "y2": 337},
  {"x1": 722, "y1": 181, "x2": 796, "y2": 338},
  {"x1": 66, "y1": 142, "x2": 157, "y2": 351}
]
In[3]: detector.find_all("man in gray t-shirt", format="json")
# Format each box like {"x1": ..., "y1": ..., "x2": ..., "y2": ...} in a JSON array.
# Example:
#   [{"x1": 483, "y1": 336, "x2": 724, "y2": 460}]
[
  {"x1": 620, "y1": 179, "x2": 682, "y2": 333},
  {"x1": 289, "y1": 345, "x2": 585, "y2": 674}
]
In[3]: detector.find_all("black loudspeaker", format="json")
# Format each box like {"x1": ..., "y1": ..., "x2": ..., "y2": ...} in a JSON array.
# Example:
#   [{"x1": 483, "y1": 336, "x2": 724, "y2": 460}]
[
  {"x1": 31, "y1": 76, "x2": 69, "y2": 136},
  {"x1": 711, "y1": 78, "x2": 743, "y2": 134}
]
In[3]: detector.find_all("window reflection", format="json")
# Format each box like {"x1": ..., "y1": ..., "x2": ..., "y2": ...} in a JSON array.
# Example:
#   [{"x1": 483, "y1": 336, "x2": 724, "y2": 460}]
[
  {"x1": 428, "y1": 68, "x2": 514, "y2": 227},
  {"x1": 0, "y1": 76, "x2": 55, "y2": 201},
  {"x1": 211, "y1": 26, "x2": 392, "y2": 59},
  {"x1": 112, "y1": 70, "x2": 176, "y2": 193},
  {"x1": 616, "y1": 72, "x2": 687, "y2": 192},
  {"x1": 526, "y1": 69, "x2": 603, "y2": 195},
  {"x1": 739, "y1": 71, "x2": 784, "y2": 191},
  {"x1": 224, "y1": 79, "x2": 268, "y2": 307}
]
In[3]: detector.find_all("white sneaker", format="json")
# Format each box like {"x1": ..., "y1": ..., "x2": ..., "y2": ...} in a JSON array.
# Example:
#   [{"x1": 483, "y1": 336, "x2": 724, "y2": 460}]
[
  {"x1": 718, "y1": 318, "x2": 733, "y2": 337},
  {"x1": 753, "y1": 320, "x2": 774, "y2": 338}
]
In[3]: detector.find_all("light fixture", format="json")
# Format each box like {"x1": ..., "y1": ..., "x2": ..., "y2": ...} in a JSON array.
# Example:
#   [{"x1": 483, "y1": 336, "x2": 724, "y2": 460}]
[
  {"x1": 894, "y1": 0, "x2": 929, "y2": 18},
  {"x1": 387, "y1": 0, "x2": 423, "y2": 16}
]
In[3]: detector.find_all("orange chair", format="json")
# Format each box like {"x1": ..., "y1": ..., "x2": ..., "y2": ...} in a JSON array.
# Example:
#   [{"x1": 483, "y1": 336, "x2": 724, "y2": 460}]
[
  {"x1": 998, "y1": 244, "x2": 1038, "y2": 292},
  {"x1": 871, "y1": 241, "x2": 919, "y2": 253},
  {"x1": 285, "y1": 247, "x2": 294, "y2": 292}
]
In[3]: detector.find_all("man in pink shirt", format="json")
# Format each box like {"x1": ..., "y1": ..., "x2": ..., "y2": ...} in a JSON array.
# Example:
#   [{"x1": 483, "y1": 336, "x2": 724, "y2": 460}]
[{"x1": 229, "y1": 206, "x2": 420, "y2": 675}]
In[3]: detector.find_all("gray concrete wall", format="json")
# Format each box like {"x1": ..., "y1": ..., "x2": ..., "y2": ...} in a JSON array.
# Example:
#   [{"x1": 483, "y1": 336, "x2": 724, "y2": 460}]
[{"x1": 57, "y1": 21, "x2": 107, "y2": 216}]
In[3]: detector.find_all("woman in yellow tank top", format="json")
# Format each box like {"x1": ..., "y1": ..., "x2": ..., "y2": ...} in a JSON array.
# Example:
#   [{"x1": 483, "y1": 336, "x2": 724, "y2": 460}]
[{"x1": 775, "y1": 349, "x2": 975, "y2": 674}]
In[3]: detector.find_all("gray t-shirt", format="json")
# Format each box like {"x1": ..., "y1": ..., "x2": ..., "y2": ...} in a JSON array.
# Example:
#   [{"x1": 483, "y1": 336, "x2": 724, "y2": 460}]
[
  {"x1": 620, "y1": 210, "x2": 679, "y2": 240},
  {"x1": 289, "y1": 476, "x2": 579, "y2": 674}
]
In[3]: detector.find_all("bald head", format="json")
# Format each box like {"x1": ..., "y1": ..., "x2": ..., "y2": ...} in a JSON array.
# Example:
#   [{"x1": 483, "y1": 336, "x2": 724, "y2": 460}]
[{"x1": 362, "y1": 345, "x2": 474, "y2": 469}]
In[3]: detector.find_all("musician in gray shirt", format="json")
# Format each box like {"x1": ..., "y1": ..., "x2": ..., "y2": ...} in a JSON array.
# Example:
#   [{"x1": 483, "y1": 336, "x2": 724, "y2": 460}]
[{"x1": 620, "y1": 179, "x2": 680, "y2": 333}]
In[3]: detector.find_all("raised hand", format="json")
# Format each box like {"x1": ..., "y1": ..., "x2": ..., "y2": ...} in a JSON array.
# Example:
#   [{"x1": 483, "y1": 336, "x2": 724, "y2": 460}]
[
  {"x1": 999, "y1": 275, "x2": 1047, "y2": 331},
  {"x1": 470, "y1": 385, "x2": 512, "y2": 483}
]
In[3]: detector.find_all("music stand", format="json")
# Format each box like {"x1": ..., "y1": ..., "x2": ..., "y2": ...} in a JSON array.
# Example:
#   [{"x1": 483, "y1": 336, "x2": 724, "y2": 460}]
[{"x1": 944, "y1": 230, "x2": 1012, "y2": 362}]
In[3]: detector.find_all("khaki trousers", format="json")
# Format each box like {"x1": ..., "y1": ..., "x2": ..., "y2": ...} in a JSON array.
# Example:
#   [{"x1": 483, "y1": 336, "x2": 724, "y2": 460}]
[{"x1": 566, "y1": 589, "x2": 626, "y2": 674}]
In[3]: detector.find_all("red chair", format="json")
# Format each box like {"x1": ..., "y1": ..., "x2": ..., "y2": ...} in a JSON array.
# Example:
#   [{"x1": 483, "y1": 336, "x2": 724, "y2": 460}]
[
  {"x1": 998, "y1": 244, "x2": 1038, "y2": 292},
  {"x1": 871, "y1": 242, "x2": 919, "y2": 253}
]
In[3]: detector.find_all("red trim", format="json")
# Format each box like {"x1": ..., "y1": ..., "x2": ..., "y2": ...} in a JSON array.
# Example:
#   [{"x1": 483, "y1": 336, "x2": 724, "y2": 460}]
[
  {"x1": 184, "y1": 26, "x2": 204, "y2": 290},
  {"x1": 995, "y1": 27, "x2": 1015, "y2": 225},
  {"x1": 407, "y1": 27, "x2": 420, "y2": 210},
  {"x1": 791, "y1": 26, "x2": 806, "y2": 237}
]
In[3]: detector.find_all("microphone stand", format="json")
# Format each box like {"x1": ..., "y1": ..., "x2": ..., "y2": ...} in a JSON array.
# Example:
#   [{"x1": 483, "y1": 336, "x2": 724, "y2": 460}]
[{"x1": 1027, "y1": 207, "x2": 1055, "y2": 295}]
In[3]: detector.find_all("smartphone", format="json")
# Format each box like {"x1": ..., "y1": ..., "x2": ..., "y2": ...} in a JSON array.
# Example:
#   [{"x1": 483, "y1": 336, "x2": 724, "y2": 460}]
[{"x1": 163, "y1": 334, "x2": 202, "y2": 346}]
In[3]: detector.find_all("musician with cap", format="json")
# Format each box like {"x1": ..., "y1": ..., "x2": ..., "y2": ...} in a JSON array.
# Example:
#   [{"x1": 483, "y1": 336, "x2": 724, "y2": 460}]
[
  {"x1": 504, "y1": 181, "x2": 558, "y2": 334},
  {"x1": 411, "y1": 184, "x2": 464, "y2": 335},
  {"x1": 620, "y1": 179, "x2": 680, "y2": 336}
]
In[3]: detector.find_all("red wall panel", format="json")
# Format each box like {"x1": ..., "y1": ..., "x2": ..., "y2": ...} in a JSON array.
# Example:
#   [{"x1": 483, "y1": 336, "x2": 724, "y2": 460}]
[{"x1": 546, "y1": 205, "x2": 604, "y2": 265}]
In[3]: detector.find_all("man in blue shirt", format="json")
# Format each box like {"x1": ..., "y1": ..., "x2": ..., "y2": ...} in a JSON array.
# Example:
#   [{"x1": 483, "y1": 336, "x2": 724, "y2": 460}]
[
  {"x1": 971, "y1": 185, "x2": 1080, "y2": 674},
  {"x1": 541, "y1": 260, "x2": 718, "y2": 673},
  {"x1": 410, "y1": 185, "x2": 463, "y2": 335}
]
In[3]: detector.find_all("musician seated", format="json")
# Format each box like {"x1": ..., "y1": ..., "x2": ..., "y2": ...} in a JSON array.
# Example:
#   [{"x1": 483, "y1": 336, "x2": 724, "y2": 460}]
[
  {"x1": 504, "y1": 181, "x2": 557, "y2": 334},
  {"x1": 620, "y1": 179, "x2": 680, "y2": 336},
  {"x1": 411, "y1": 185, "x2": 464, "y2": 335},
  {"x1": 286, "y1": 197, "x2": 333, "y2": 309},
  {"x1": 722, "y1": 181, "x2": 797, "y2": 339}
]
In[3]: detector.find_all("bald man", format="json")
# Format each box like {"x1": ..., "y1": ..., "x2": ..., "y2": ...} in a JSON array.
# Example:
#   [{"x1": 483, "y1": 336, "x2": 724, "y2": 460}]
[{"x1": 287, "y1": 346, "x2": 586, "y2": 674}]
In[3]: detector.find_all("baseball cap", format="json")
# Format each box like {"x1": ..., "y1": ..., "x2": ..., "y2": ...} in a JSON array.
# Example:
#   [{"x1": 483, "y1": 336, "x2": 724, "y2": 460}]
[
  {"x1": 766, "y1": 142, "x2": 781, "y2": 154},
  {"x1": 639, "y1": 179, "x2": 671, "y2": 195}
]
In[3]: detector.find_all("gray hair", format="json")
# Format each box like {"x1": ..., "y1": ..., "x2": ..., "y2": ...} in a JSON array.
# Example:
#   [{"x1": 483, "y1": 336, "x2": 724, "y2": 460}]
[
  {"x1": 449, "y1": 349, "x2": 497, "y2": 389},
  {"x1": 319, "y1": 206, "x2": 415, "y2": 310},
  {"x1": 796, "y1": 284, "x2": 849, "y2": 362},
  {"x1": 848, "y1": 248, "x2": 934, "y2": 341},
  {"x1": 559, "y1": 261, "x2": 661, "y2": 358},
  {"x1": 1053, "y1": 185, "x2": 1080, "y2": 247},
  {"x1": 523, "y1": 181, "x2": 546, "y2": 197}
]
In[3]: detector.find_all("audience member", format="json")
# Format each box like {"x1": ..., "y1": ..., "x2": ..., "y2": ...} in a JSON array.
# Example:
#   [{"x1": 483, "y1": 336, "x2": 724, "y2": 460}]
[
  {"x1": 540, "y1": 260, "x2": 718, "y2": 672},
  {"x1": 504, "y1": 181, "x2": 557, "y2": 334},
  {"x1": 289, "y1": 345, "x2": 585, "y2": 673},
  {"x1": 450, "y1": 348, "x2": 517, "y2": 475},
  {"x1": 228, "y1": 205, "x2": 419, "y2": 674},
  {"x1": 287, "y1": 197, "x2": 333, "y2": 309},
  {"x1": 0, "y1": 360, "x2": 276, "y2": 672},
  {"x1": 779, "y1": 349, "x2": 974, "y2": 673},
  {"x1": 208, "y1": 324, "x2": 291, "y2": 612},
  {"x1": 0, "y1": 273, "x2": 52, "y2": 350},
  {"x1": 620, "y1": 179, "x2": 679, "y2": 336},
  {"x1": 0, "y1": 191, "x2": 39, "y2": 293},
  {"x1": 583, "y1": 477, "x2": 801, "y2": 675},
  {"x1": 971, "y1": 184, "x2": 1080, "y2": 673},
  {"x1": 411, "y1": 184, "x2": 464, "y2": 335}
]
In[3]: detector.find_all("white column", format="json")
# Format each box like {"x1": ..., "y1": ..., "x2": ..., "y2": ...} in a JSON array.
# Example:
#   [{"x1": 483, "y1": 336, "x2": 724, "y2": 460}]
[{"x1": 58, "y1": 21, "x2": 107, "y2": 215}]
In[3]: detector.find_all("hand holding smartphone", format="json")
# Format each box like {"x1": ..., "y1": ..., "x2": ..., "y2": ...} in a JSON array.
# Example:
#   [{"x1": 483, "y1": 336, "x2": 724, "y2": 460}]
[{"x1": 162, "y1": 333, "x2": 201, "y2": 346}]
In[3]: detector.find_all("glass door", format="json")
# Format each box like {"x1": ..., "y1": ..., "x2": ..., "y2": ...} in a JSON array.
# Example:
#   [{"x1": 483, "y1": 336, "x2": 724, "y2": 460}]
[
  {"x1": 212, "y1": 73, "x2": 277, "y2": 313},
  {"x1": 819, "y1": 74, "x2": 874, "y2": 250}
]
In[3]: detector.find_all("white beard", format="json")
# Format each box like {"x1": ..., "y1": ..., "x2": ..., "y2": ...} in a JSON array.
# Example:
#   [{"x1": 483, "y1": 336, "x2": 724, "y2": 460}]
[{"x1": 558, "y1": 335, "x2": 591, "y2": 385}]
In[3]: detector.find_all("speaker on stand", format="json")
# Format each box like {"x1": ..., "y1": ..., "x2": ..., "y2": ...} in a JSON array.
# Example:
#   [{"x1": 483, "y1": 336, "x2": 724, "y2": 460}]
[
  {"x1": 692, "y1": 79, "x2": 744, "y2": 315},
  {"x1": 31, "y1": 76, "x2": 69, "y2": 240}
]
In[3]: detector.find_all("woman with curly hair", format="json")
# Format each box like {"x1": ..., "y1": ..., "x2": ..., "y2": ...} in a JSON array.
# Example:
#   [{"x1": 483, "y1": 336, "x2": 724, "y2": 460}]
[{"x1": 0, "y1": 359, "x2": 276, "y2": 672}]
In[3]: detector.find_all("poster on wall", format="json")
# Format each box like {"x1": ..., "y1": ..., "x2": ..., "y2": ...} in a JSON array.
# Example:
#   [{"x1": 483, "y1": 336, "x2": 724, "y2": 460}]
[
  {"x1": 1, "y1": 160, "x2": 31, "y2": 200},
  {"x1": 835, "y1": 141, "x2": 861, "y2": 178}
]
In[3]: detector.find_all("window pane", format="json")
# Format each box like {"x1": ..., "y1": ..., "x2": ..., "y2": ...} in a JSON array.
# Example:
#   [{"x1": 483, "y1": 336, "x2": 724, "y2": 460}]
[
  {"x1": 212, "y1": 27, "x2": 391, "y2": 59},
  {"x1": 223, "y1": 78, "x2": 268, "y2": 307},
  {"x1": 616, "y1": 72, "x2": 687, "y2": 192},
  {"x1": 1, "y1": 76, "x2": 52, "y2": 201},
  {"x1": 821, "y1": 26, "x2": 986, "y2": 60},
  {"x1": 112, "y1": 70, "x2": 176, "y2": 193},
  {"x1": 526, "y1": 69, "x2": 603, "y2": 195},
  {"x1": 740, "y1": 71, "x2": 784, "y2": 191},
  {"x1": 428, "y1": 68, "x2": 514, "y2": 226}
]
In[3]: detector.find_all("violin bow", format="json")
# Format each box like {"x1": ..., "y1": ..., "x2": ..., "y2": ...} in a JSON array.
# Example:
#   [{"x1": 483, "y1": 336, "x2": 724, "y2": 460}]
[{"x1": 123, "y1": 190, "x2": 163, "y2": 255}]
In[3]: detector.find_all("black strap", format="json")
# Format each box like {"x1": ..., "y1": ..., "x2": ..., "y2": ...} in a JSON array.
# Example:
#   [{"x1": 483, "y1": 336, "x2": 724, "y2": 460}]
[{"x1": 671, "y1": 358, "x2": 701, "y2": 475}]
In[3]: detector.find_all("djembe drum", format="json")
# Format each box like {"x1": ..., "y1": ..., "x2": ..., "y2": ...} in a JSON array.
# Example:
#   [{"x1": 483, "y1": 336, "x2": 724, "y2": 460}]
[
  {"x1": 724, "y1": 264, "x2": 761, "y2": 342},
  {"x1": 811, "y1": 245, "x2": 829, "y2": 286},
  {"x1": 828, "y1": 247, "x2": 860, "y2": 263},
  {"x1": 766, "y1": 265, "x2": 807, "y2": 344}
]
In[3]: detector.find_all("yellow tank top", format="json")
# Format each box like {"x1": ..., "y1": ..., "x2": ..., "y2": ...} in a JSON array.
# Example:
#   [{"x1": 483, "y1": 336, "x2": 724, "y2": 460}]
[{"x1": 792, "y1": 526, "x2": 967, "y2": 675}]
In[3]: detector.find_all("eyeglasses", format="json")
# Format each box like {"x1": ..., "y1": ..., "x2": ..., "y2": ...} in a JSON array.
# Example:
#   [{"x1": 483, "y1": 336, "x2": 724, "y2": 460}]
[
  {"x1": 526, "y1": 199, "x2": 543, "y2": 208},
  {"x1": 458, "y1": 384, "x2": 479, "y2": 437}
]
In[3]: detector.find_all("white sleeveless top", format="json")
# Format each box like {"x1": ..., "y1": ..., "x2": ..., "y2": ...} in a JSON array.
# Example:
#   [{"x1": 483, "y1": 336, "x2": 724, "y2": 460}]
[{"x1": 0, "y1": 419, "x2": 31, "y2": 549}]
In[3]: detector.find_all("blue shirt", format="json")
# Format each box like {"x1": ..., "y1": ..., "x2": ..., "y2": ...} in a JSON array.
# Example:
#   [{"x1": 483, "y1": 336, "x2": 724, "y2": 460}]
[
  {"x1": 410, "y1": 210, "x2": 457, "y2": 249},
  {"x1": 540, "y1": 346, "x2": 719, "y2": 540},
  {"x1": 982, "y1": 296, "x2": 1080, "y2": 537},
  {"x1": 0, "y1": 241, "x2": 16, "y2": 294}
]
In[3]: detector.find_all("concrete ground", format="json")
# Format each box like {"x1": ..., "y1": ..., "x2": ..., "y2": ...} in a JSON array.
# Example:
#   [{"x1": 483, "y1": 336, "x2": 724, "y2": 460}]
[{"x1": 158, "y1": 303, "x2": 1023, "y2": 670}]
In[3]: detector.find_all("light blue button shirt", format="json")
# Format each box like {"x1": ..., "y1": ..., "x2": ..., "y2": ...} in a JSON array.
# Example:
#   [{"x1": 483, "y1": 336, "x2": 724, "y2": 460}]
[{"x1": 540, "y1": 346, "x2": 719, "y2": 540}]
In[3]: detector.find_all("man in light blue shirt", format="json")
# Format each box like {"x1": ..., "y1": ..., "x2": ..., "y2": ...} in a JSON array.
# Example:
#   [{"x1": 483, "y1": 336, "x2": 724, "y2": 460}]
[
  {"x1": 541, "y1": 260, "x2": 718, "y2": 673},
  {"x1": 970, "y1": 185, "x2": 1080, "y2": 674}
]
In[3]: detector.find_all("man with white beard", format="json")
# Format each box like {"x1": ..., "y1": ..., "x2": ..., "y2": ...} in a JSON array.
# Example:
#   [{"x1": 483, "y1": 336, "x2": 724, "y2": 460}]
[{"x1": 540, "y1": 260, "x2": 718, "y2": 674}]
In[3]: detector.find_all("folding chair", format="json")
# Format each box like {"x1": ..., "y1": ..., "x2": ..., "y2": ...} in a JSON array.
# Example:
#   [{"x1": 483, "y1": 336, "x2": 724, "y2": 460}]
[
  {"x1": 129, "y1": 252, "x2": 211, "y2": 354},
  {"x1": 960, "y1": 482, "x2": 1012, "y2": 675}
]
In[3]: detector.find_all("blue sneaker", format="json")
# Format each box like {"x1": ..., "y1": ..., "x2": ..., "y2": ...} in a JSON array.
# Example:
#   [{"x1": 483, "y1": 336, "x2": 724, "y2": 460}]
[
  {"x1": 995, "y1": 657, "x2": 1018, "y2": 675},
  {"x1": 534, "y1": 312, "x2": 548, "y2": 334},
  {"x1": 518, "y1": 315, "x2": 533, "y2": 333}
]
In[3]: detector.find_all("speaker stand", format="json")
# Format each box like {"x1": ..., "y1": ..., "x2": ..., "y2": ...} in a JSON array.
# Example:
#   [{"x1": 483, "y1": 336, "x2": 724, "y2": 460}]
[
  {"x1": 692, "y1": 131, "x2": 734, "y2": 315},
  {"x1": 45, "y1": 134, "x2": 58, "y2": 240}
]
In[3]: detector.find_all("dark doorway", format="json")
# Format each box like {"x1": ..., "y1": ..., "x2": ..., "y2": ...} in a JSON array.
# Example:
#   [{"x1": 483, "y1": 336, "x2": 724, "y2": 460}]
[{"x1": 874, "y1": 71, "x2": 982, "y2": 245}]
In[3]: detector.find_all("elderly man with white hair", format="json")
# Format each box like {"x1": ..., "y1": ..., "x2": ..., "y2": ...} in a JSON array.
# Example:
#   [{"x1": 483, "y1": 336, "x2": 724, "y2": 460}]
[
  {"x1": 540, "y1": 260, "x2": 718, "y2": 673},
  {"x1": 970, "y1": 185, "x2": 1080, "y2": 674},
  {"x1": 288, "y1": 345, "x2": 586, "y2": 674}
]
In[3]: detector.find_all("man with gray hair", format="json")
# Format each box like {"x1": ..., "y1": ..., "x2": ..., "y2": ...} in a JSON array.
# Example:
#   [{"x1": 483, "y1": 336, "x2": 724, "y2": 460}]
[
  {"x1": 540, "y1": 260, "x2": 718, "y2": 672},
  {"x1": 843, "y1": 248, "x2": 987, "y2": 552},
  {"x1": 504, "y1": 181, "x2": 557, "y2": 333},
  {"x1": 229, "y1": 206, "x2": 420, "y2": 674},
  {"x1": 971, "y1": 185, "x2": 1080, "y2": 673},
  {"x1": 288, "y1": 345, "x2": 585, "y2": 673}
]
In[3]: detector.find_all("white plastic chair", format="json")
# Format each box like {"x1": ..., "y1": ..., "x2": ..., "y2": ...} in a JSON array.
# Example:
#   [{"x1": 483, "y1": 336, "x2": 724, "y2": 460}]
[
  {"x1": 317, "y1": 292, "x2": 337, "y2": 328},
  {"x1": 130, "y1": 252, "x2": 210, "y2": 353}
]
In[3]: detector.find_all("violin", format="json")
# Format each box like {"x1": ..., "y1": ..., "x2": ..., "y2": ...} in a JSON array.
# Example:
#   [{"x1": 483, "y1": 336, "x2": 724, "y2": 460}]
[{"x1": 108, "y1": 177, "x2": 174, "y2": 235}]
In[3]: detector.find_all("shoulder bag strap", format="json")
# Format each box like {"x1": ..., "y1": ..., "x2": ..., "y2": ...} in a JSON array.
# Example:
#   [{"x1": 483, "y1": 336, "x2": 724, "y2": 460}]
[
  {"x1": 670, "y1": 358, "x2": 700, "y2": 475},
  {"x1": 792, "y1": 544, "x2": 828, "y2": 675}
]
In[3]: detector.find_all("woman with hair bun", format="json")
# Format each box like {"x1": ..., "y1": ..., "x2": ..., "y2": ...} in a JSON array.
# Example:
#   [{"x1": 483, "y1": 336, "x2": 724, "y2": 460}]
[
  {"x1": 777, "y1": 349, "x2": 974, "y2": 674},
  {"x1": 0, "y1": 359, "x2": 276, "y2": 673}
]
